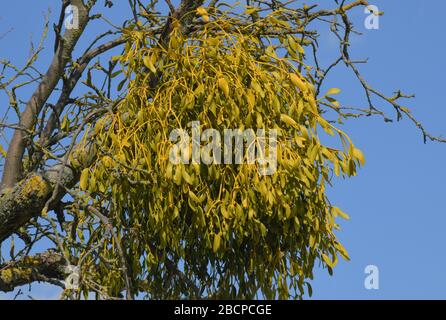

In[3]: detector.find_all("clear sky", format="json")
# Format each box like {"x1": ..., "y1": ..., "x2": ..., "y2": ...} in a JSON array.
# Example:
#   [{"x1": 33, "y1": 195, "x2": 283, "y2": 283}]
[{"x1": 1, "y1": 0, "x2": 445, "y2": 299}]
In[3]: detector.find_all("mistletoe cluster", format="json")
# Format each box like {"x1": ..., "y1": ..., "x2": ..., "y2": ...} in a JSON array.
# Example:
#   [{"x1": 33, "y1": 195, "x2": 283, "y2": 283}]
[{"x1": 74, "y1": 8, "x2": 364, "y2": 299}]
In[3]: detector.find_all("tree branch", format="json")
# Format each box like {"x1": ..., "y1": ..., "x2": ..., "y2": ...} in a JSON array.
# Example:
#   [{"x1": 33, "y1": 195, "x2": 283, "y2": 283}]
[
  {"x1": 0, "y1": 165, "x2": 76, "y2": 243},
  {"x1": 37, "y1": 37, "x2": 125, "y2": 154},
  {"x1": 0, "y1": 250, "x2": 65, "y2": 293},
  {"x1": 1, "y1": 0, "x2": 90, "y2": 189}
]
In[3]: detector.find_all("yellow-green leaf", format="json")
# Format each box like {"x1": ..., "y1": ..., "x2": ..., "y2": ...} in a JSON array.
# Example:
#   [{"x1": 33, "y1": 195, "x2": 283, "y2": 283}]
[
  {"x1": 322, "y1": 253, "x2": 333, "y2": 268},
  {"x1": 326, "y1": 88, "x2": 341, "y2": 95},
  {"x1": 332, "y1": 206, "x2": 350, "y2": 220},
  {"x1": 218, "y1": 77, "x2": 229, "y2": 97},
  {"x1": 290, "y1": 73, "x2": 307, "y2": 92},
  {"x1": 213, "y1": 233, "x2": 221, "y2": 253},
  {"x1": 353, "y1": 147, "x2": 365, "y2": 166},
  {"x1": 197, "y1": 7, "x2": 210, "y2": 22},
  {"x1": 80, "y1": 168, "x2": 89, "y2": 191},
  {"x1": 280, "y1": 114, "x2": 299, "y2": 129},
  {"x1": 143, "y1": 55, "x2": 156, "y2": 73}
]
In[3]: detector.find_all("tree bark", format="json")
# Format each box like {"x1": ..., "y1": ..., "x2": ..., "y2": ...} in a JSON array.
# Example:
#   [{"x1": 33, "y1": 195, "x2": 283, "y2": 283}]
[
  {"x1": 1, "y1": 0, "x2": 89, "y2": 189},
  {"x1": 0, "y1": 164, "x2": 76, "y2": 243},
  {"x1": 0, "y1": 250, "x2": 65, "y2": 292}
]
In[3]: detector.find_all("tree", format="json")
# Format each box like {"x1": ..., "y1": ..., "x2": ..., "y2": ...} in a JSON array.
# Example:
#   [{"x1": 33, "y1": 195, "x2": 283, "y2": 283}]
[{"x1": 0, "y1": 0, "x2": 443, "y2": 299}]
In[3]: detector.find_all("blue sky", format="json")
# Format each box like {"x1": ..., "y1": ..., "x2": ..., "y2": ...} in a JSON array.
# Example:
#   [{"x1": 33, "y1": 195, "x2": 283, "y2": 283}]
[
  {"x1": 1, "y1": 1, "x2": 445, "y2": 299},
  {"x1": 310, "y1": 0, "x2": 446, "y2": 299}
]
